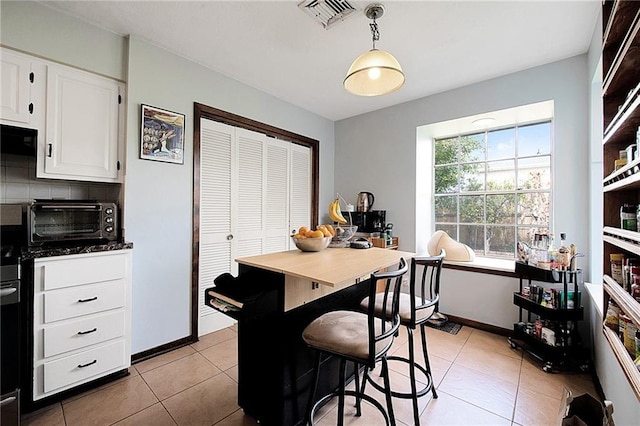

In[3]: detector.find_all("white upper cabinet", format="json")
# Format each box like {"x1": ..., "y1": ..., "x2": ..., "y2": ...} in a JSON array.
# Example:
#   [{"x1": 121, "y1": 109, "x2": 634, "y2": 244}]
[
  {"x1": 0, "y1": 48, "x2": 46, "y2": 130},
  {"x1": 40, "y1": 63, "x2": 124, "y2": 182}
]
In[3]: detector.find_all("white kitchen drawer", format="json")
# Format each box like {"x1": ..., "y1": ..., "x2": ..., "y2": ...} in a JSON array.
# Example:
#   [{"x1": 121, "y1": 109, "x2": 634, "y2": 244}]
[
  {"x1": 44, "y1": 280, "x2": 125, "y2": 323},
  {"x1": 44, "y1": 311, "x2": 125, "y2": 358},
  {"x1": 39, "y1": 253, "x2": 127, "y2": 291},
  {"x1": 43, "y1": 340, "x2": 125, "y2": 393}
]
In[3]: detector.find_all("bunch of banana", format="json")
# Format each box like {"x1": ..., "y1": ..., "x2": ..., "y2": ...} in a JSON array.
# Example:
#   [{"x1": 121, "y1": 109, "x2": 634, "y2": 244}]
[{"x1": 328, "y1": 198, "x2": 347, "y2": 224}]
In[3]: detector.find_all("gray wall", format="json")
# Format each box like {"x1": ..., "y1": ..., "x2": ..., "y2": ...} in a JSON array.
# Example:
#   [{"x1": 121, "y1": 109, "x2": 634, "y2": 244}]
[
  {"x1": 1, "y1": 1, "x2": 336, "y2": 354},
  {"x1": 335, "y1": 55, "x2": 591, "y2": 331}
]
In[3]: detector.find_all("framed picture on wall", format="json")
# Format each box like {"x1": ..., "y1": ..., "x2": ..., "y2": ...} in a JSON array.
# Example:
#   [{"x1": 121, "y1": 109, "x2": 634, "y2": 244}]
[{"x1": 140, "y1": 104, "x2": 185, "y2": 164}]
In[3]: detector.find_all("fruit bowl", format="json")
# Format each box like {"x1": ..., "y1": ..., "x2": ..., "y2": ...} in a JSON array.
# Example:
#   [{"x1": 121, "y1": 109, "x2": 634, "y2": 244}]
[
  {"x1": 292, "y1": 236, "x2": 332, "y2": 252},
  {"x1": 329, "y1": 225, "x2": 358, "y2": 248}
]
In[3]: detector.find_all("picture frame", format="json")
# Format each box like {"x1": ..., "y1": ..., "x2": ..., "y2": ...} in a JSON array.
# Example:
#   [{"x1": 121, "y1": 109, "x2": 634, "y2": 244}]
[{"x1": 140, "y1": 104, "x2": 185, "y2": 164}]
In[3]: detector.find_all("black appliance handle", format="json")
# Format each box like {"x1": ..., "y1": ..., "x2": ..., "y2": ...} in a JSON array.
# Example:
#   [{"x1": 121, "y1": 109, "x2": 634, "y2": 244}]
[{"x1": 36, "y1": 205, "x2": 102, "y2": 211}]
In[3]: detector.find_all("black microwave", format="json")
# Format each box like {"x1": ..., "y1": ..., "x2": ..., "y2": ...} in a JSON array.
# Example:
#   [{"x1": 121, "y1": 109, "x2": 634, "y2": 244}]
[{"x1": 27, "y1": 200, "x2": 119, "y2": 246}]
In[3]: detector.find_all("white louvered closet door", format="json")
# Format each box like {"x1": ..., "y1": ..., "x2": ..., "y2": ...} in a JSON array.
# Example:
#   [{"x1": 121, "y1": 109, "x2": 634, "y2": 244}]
[
  {"x1": 199, "y1": 119, "x2": 236, "y2": 335},
  {"x1": 264, "y1": 137, "x2": 290, "y2": 253},
  {"x1": 233, "y1": 128, "x2": 265, "y2": 259},
  {"x1": 289, "y1": 143, "x2": 311, "y2": 249}
]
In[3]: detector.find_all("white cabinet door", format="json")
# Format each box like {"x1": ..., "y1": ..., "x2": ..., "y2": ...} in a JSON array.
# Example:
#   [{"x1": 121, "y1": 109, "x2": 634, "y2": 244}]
[
  {"x1": 199, "y1": 119, "x2": 236, "y2": 335},
  {"x1": 0, "y1": 48, "x2": 45, "y2": 130},
  {"x1": 264, "y1": 137, "x2": 290, "y2": 254},
  {"x1": 0, "y1": 49, "x2": 32, "y2": 125},
  {"x1": 289, "y1": 143, "x2": 312, "y2": 249},
  {"x1": 40, "y1": 64, "x2": 123, "y2": 182}
]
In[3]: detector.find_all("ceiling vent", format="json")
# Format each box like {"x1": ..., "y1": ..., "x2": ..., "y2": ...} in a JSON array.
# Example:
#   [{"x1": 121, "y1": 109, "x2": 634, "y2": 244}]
[{"x1": 298, "y1": 0, "x2": 358, "y2": 30}]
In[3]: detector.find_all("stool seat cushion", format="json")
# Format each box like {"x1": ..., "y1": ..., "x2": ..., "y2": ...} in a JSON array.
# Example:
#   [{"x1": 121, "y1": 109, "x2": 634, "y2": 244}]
[
  {"x1": 361, "y1": 293, "x2": 436, "y2": 325},
  {"x1": 302, "y1": 310, "x2": 393, "y2": 362}
]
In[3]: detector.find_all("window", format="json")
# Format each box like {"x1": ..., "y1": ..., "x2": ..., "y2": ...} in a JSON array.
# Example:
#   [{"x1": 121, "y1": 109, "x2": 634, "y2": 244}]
[{"x1": 433, "y1": 121, "x2": 552, "y2": 259}]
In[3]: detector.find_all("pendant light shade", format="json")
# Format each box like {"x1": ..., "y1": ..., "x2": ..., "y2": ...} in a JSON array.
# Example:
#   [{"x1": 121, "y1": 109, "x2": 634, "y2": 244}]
[
  {"x1": 344, "y1": 3, "x2": 404, "y2": 96},
  {"x1": 344, "y1": 49, "x2": 404, "y2": 96}
]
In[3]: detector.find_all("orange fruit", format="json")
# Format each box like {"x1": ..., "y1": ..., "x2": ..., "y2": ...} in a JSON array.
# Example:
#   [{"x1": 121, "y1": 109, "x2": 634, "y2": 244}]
[
  {"x1": 325, "y1": 224, "x2": 335, "y2": 236},
  {"x1": 298, "y1": 226, "x2": 309, "y2": 235},
  {"x1": 317, "y1": 225, "x2": 331, "y2": 237},
  {"x1": 309, "y1": 230, "x2": 324, "y2": 238}
]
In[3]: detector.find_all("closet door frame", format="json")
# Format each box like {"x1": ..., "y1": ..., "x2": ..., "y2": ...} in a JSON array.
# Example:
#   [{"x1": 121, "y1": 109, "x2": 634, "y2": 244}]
[{"x1": 192, "y1": 102, "x2": 319, "y2": 337}]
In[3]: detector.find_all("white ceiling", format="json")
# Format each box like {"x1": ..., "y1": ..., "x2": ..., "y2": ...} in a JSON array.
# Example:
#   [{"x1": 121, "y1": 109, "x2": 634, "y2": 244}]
[{"x1": 39, "y1": 0, "x2": 601, "y2": 121}]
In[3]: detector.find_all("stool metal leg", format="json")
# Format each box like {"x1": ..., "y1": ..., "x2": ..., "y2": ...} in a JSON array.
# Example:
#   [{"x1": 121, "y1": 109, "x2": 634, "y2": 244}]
[
  {"x1": 306, "y1": 351, "x2": 322, "y2": 425},
  {"x1": 354, "y1": 362, "x2": 362, "y2": 417},
  {"x1": 337, "y1": 358, "x2": 347, "y2": 426},
  {"x1": 407, "y1": 327, "x2": 421, "y2": 426},
  {"x1": 420, "y1": 325, "x2": 438, "y2": 399},
  {"x1": 380, "y1": 357, "x2": 397, "y2": 426}
]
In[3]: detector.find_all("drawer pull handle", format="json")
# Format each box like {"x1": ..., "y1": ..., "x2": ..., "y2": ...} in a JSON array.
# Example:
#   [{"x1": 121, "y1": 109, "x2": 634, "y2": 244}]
[
  {"x1": 77, "y1": 328, "x2": 97, "y2": 335},
  {"x1": 78, "y1": 297, "x2": 98, "y2": 303},
  {"x1": 0, "y1": 396, "x2": 16, "y2": 406},
  {"x1": 77, "y1": 360, "x2": 97, "y2": 368}
]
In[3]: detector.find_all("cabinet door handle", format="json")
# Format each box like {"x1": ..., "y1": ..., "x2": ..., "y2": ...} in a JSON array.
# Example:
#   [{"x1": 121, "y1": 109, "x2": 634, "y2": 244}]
[
  {"x1": 29, "y1": 103, "x2": 34, "y2": 114},
  {"x1": 0, "y1": 396, "x2": 16, "y2": 407},
  {"x1": 78, "y1": 296, "x2": 98, "y2": 303},
  {"x1": 77, "y1": 327, "x2": 97, "y2": 335},
  {"x1": 47, "y1": 144, "x2": 52, "y2": 157},
  {"x1": 227, "y1": 234, "x2": 234, "y2": 241},
  {"x1": 77, "y1": 360, "x2": 97, "y2": 368}
]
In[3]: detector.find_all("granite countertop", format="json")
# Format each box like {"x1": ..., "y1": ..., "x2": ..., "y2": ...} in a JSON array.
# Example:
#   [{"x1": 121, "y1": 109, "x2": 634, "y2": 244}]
[{"x1": 22, "y1": 241, "x2": 133, "y2": 260}]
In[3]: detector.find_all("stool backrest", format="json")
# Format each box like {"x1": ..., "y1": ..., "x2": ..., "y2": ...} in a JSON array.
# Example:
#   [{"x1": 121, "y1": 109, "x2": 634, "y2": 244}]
[
  {"x1": 409, "y1": 250, "x2": 445, "y2": 326},
  {"x1": 365, "y1": 257, "x2": 409, "y2": 368}
]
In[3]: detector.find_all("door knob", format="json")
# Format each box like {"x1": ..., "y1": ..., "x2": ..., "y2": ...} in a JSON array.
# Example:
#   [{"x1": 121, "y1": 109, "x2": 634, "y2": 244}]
[{"x1": 227, "y1": 234, "x2": 234, "y2": 241}]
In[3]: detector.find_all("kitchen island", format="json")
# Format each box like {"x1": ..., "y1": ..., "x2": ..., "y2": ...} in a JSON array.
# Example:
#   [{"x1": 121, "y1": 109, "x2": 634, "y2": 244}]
[{"x1": 204, "y1": 247, "x2": 412, "y2": 426}]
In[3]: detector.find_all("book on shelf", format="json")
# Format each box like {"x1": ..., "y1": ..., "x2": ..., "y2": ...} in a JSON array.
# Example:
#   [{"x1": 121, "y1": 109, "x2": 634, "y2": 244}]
[{"x1": 207, "y1": 289, "x2": 243, "y2": 309}]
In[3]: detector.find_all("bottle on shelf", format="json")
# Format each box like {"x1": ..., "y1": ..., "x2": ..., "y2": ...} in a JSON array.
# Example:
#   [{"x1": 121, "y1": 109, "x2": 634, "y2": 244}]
[
  {"x1": 547, "y1": 233, "x2": 557, "y2": 268},
  {"x1": 558, "y1": 232, "x2": 570, "y2": 270}
]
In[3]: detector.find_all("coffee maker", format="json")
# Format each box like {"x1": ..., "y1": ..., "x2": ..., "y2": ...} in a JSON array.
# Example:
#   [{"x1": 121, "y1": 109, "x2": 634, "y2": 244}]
[{"x1": 351, "y1": 210, "x2": 386, "y2": 234}]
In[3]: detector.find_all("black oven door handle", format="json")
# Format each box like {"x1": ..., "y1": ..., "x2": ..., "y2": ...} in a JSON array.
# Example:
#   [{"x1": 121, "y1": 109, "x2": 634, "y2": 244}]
[{"x1": 36, "y1": 205, "x2": 102, "y2": 211}]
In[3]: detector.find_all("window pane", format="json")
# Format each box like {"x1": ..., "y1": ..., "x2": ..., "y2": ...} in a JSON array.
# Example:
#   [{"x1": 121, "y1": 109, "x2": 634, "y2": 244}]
[
  {"x1": 487, "y1": 160, "x2": 515, "y2": 190},
  {"x1": 435, "y1": 224, "x2": 457, "y2": 240},
  {"x1": 518, "y1": 226, "x2": 549, "y2": 247},
  {"x1": 517, "y1": 192, "x2": 550, "y2": 225},
  {"x1": 460, "y1": 133, "x2": 485, "y2": 163},
  {"x1": 459, "y1": 224, "x2": 484, "y2": 254},
  {"x1": 435, "y1": 195, "x2": 457, "y2": 223},
  {"x1": 459, "y1": 195, "x2": 484, "y2": 223},
  {"x1": 459, "y1": 162, "x2": 485, "y2": 192},
  {"x1": 487, "y1": 128, "x2": 515, "y2": 160},
  {"x1": 486, "y1": 194, "x2": 515, "y2": 224},
  {"x1": 434, "y1": 137, "x2": 458, "y2": 165},
  {"x1": 486, "y1": 225, "x2": 516, "y2": 259},
  {"x1": 518, "y1": 157, "x2": 550, "y2": 190},
  {"x1": 434, "y1": 165, "x2": 458, "y2": 193},
  {"x1": 518, "y1": 122, "x2": 551, "y2": 157}
]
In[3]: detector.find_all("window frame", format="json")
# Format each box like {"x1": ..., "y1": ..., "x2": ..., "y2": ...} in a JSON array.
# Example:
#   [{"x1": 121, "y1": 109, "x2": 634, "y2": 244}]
[{"x1": 433, "y1": 119, "x2": 553, "y2": 259}]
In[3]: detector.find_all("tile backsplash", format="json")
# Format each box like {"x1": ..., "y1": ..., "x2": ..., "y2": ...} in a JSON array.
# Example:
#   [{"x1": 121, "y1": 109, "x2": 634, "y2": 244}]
[{"x1": 1, "y1": 154, "x2": 120, "y2": 203}]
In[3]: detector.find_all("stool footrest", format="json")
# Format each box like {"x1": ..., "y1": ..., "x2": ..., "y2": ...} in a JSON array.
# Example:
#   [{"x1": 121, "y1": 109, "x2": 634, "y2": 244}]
[{"x1": 382, "y1": 355, "x2": 437, "y2": 399}]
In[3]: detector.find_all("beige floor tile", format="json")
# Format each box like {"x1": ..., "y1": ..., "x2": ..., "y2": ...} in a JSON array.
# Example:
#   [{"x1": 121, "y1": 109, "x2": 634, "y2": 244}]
[
  {"x1": 21, "y1": 403, "x2": 65, "y2": 426},
  {"x1": 214, "y1": 408, "x2": 260, "y2": 425},
  {"x1": 113, "y1": 402, "x2": 177, "y2": 426},
  {"x1": 420, "y1": 328, "x2": 466, "y2": 362},
  {"x1": 455, "y1": 344, "x2": 522, "y2": 384},
  {"x1": 420, "y1": 390, "x2": 512, "y2": 425},
  {"x1": 62, "y1": 375, "x2": 158, "y2": 426},
  {"x1": 142, "y1": 352, "x2": 222, "y2": 400},
  {"x1": 135, "y1": 345, "x2": 197, "y2": 373},
  {"x1": 466, "y1": 328, "x2": 523, "y2": 360},
  {"x1": 519, "y1": 358, "x2": 569, "y2": 399},
  {"x1": 384, "y1": 342, "x2": 452, "y2": 389},
  {"x1": 438, "y1": 363, "x2": 517, "y2": 419},
  {"x1": 315, "y1": 396, "x2": 402, "y2": 426},
  {"x1": 513, "y1": 387, "x2": 563, "y2": 426},
  {"x1": 162, "y1": 373, "x2": 239, "y2": 426},
  {"x1": 200, "y1": 336, "x2": 239, "y2": 371},
  {"x1": 191, "y1": 327, "x2": 237, "y2": 352}
]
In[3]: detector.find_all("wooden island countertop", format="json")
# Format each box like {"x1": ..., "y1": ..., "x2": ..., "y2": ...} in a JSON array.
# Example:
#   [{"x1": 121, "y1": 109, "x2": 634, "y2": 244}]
[{"x1": 236, "y1": 247, "x2": 414, "y2": 288}]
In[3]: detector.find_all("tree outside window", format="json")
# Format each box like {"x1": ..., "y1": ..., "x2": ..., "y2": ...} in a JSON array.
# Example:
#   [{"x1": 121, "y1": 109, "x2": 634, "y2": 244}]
[{"x1": 433, "y1": 121, "x2": 552, "y2": 259}]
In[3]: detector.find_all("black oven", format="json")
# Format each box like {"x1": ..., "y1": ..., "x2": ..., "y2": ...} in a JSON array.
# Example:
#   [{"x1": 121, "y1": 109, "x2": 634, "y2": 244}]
[{"x1": 1, "y1": 204, "x2": 24, "y2": 426}]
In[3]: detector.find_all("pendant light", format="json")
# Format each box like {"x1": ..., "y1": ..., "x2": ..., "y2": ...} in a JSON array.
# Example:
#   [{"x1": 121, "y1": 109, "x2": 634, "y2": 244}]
[{"x1": 344, "y1": 3, "x2": 404, "y2": 96}]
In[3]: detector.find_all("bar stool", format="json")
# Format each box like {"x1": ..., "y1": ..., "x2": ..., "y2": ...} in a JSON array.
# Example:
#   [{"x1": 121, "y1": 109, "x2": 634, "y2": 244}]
[
  {"x1": 360, "y1": 250, "x2": 445, "y2": 426},
  {"x1": 302, "y1": 258, "x2": 409, "y2": 426}
]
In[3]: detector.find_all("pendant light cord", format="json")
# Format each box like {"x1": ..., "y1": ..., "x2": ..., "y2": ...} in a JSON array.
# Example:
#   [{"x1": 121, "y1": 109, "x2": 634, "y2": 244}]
[{"x1": 369, "y1": 19, "x2": 379, "y2": 50}]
